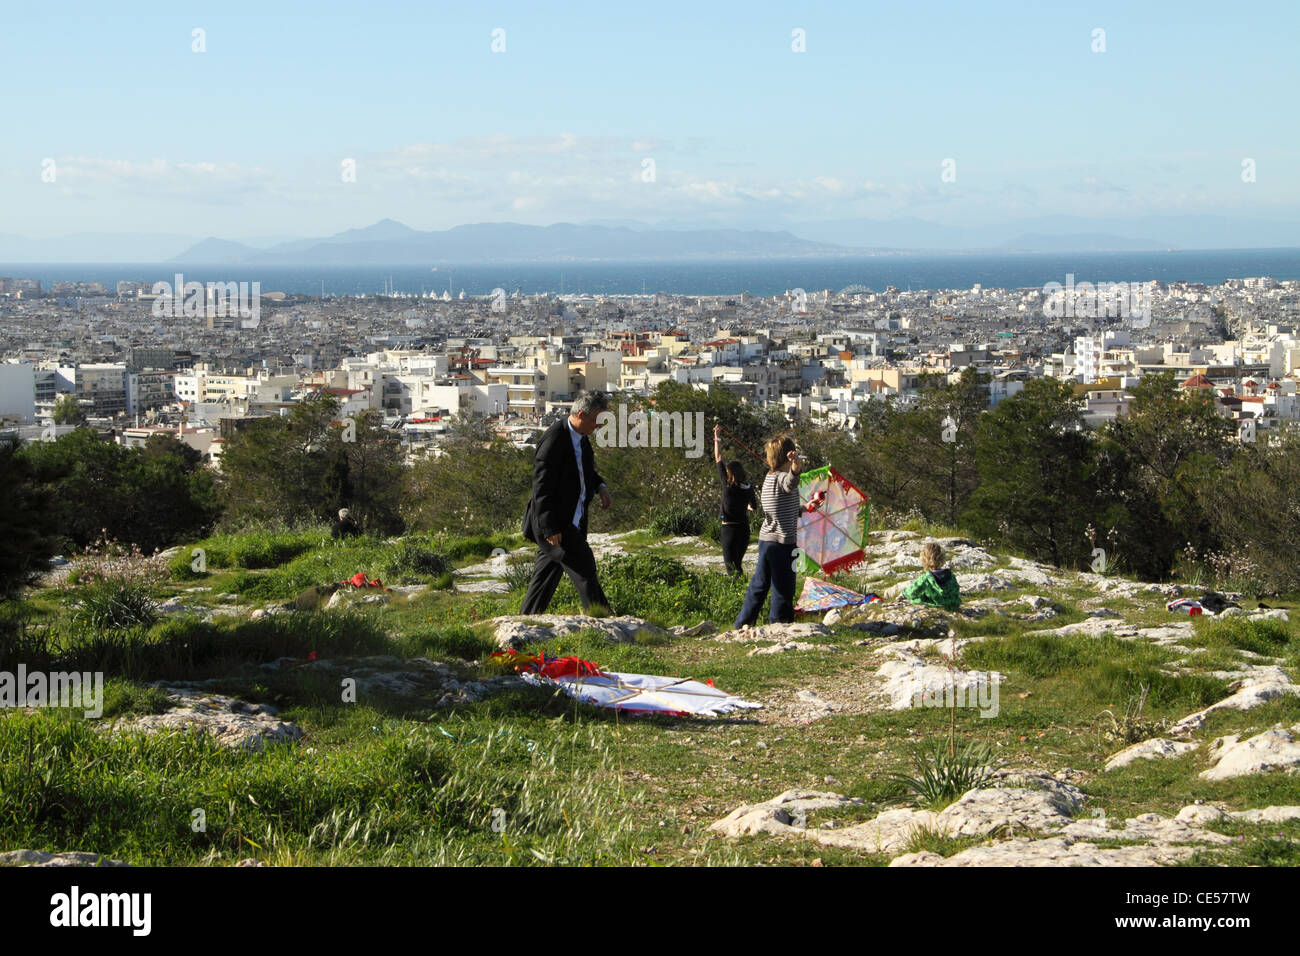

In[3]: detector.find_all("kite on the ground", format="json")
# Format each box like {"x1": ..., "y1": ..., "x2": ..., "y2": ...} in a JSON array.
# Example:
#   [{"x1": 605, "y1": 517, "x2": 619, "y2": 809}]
[
  {"x1": 795, "y1": 577, "x2": 881, "y2": 613},
  {"x1": 341, "y1": 572, "x2": 384, "y2": 588},
  {"x1": 796, "y1": 465, "x2": 870, "y2": 576},
  {"x1": 490, "y1": 650, "x2": 761, "y2": 717}
]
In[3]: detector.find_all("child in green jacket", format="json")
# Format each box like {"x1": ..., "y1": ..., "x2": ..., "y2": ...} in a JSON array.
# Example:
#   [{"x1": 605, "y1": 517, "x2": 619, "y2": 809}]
[{"x1": 902, "y1": 542, "x2": 961, "y2": 610}]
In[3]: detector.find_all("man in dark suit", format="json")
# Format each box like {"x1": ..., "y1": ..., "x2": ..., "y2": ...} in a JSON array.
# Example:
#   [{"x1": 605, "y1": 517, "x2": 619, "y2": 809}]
[{"x1": 520, "y1": 390, "x2": 613, "y2": 614}]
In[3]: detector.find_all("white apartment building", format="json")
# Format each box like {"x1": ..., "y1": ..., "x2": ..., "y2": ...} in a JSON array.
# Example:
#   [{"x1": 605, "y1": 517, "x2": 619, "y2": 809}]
[{"x1": 1074, "y1": 330, "x2": 1131, "y2": 383}]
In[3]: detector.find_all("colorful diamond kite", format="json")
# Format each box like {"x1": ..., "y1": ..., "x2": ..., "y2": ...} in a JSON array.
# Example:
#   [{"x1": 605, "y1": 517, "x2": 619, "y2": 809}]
[{"x1": 795, "y1": 465, "x2": 870, "y2": 577}]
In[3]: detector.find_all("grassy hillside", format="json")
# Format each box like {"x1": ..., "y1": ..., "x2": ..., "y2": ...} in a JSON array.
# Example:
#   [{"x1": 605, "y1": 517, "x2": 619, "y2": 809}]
[{"x1": 2, "y1": 524, "x2": 1298, "y2": 866}]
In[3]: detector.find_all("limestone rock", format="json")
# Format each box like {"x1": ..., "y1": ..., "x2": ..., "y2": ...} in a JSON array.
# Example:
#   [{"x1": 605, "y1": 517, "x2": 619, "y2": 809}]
[
  {"x1": 1170, "y1": 675, "x2": 1300, "y2": 736},
  {"x1": 835, "y1": 602, "x2": 952, "y2": 639},
  {"x1": 1028, "y1": 617, "x2": 1139, "y2": 639},
  {"x1": 1228, "y1": 805, "x2": 1300, "y2": 824},
  {"x1": 952, "y1": 573, "x2": 1016, "y2": 593},
  {"x1": 889, "y1": 836, "x2": 1202, "y2": 867},
  {"x1": 1200, "y1": 725, "x2": 1300, "y2": 780},
  {"x1": 326, "y1": 589, "x2": 389, "y2": 609},
  {"x1": 672, "y1": 620, "x2": 717, "y2": 637},
  {"x1": 875, "y1": 648, "x2": 1003, "y2": 712},
  {"x1": 0, "y1": 849, "x2": 130, "y2": 867},
  {"x1": 487, "y1": 614, "x2": 670, "y2": 650},
  {"x1": 708, "y1": 790, "x2": 863, "y2": 837},
  {"x1": 749, "y1": 641, "x2": 818, "y2": 656},
  {"x1": 1104, "y1": 738, "x2": 1200, "y2": 772},
  {"x1": 108, "y1": 690, "x2": 304, "y2": 751},
  {"x1": 1175, "y1": 804, "x2": 1228, "y2": 825},
  {"x1": 454, "y1": 579, "x2": 511, "y2": 594},
  {"x1": 712, "y1": 622, "x2": 831, "y2": 644}
]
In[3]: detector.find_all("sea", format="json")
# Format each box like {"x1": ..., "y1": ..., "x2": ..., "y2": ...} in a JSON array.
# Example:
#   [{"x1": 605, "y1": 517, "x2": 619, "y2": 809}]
[{"x1": 4, "y1": 248, "x2": 1300, "y2": 299}]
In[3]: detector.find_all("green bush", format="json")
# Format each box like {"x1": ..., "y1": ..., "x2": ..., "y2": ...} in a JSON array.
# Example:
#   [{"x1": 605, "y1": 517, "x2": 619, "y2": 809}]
[
  {"x1": 502, "y1": 557, "x2": 535, "y2": 593},
  {"x1": 649, "y1": 505, "x2": 711, "y2": 537},
  {"x1": 550, "y1": 554, "x2": 751, "y2": 626},
  {"x1": 71, "y1": 579, "x2": 158, "y2": 630},
  {"x1": 385, "y1": 540, "x2": 451, "y2": 579}
]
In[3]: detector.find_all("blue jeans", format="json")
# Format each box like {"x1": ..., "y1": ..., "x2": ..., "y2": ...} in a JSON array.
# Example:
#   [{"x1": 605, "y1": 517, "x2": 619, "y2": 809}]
[{"x1": 735, "y1": 539, "x2": 796, "y2": 628}]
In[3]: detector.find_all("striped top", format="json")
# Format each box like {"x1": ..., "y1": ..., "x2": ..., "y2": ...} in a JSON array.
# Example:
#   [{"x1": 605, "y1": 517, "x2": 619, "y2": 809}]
[{"x1": 759, "y1": 469, "x2": 800, "y2": 544}]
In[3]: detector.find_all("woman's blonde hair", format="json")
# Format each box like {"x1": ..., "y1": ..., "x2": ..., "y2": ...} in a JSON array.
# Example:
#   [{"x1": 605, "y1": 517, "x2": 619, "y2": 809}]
[
  {"x1": 920, "y1": 542, "x2": 944, "y2": 571},
  {"x1": 765, "y1": 435, "x2": 797, "y2": 471}
]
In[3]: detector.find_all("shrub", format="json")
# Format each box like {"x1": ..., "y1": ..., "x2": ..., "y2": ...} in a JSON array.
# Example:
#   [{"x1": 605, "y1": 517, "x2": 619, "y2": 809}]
[
  {"x1": 502, "y1": 556, "x2": 534, "y2": 593},
  {"x1": 885, "y1": 739, "x2": 994, "y2": 810},
  {"x1": 649, "y1": 505, "x2": 711, "y2": 537},
  {"x1": 72, "y1": 578, "x2": 158, "y2": 631},
  {"x1": 550, "y1": 554, "x2": 750, "y2": 626},
  {"x1": 169, "y1": 529, "x2": 326, "y2": 579},
  {"x1": 385, "y1": 540, "x2": 451, "y2": 579}
]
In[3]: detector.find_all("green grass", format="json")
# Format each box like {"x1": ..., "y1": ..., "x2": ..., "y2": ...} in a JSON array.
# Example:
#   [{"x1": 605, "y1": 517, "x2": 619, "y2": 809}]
[
  {"x1": 7, "y1": 524, "x2": 1300, "y2": 867},
  {"x1": 1193, "y1": 615, "x2": 1292, "y2": 657},
  {"x1": 168, "y1": 527, "x2": 329, "y2": 578},
  {"x1": 14, "y1": 611, "x2": 390, "y2": 683},
  {"x1": 0, "y1": 709, "x2": 657, "y2": 865}
]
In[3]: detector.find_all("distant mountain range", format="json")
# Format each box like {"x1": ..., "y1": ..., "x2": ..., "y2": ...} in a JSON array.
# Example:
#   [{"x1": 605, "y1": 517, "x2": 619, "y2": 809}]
[
  {"x1": 168, "y1": 221, "x2": 848, "y2": 265},
  {"x1": 0, "y1": 215, "x2": 1297, "y2": 264}
]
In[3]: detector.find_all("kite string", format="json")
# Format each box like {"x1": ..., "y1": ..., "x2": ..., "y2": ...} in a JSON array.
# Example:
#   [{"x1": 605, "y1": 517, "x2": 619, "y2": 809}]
[{"x1": 713, "y1": 421, "x2": 769, "y2": 469}]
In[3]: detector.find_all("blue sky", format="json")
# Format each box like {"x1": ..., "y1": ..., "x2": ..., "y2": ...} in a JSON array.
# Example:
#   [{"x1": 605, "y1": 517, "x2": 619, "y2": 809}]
[{"x1": 3, "y1": 0, "x2": 1298, "y2": 239}]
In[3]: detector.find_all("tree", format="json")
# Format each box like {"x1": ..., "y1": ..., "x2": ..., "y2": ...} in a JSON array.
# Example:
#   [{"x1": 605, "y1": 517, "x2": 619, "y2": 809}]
[
  {"x1": 20, "y1": 430, "x2": 217, "y2": 552},
  {"x1": 323, "y1": 411, "x2": 405, "y2": 535},
  {"x1": 219, "y1": 396, "x2": 406, "y2": 532},
  {"x1": 402, "y1": 433, "x2": 533, "y2": 535},
  {"x1": 218, "y1": 395, "x2": 343, "y2": 528},
  {"x1": 51, "y1": 394, "x2": 83, "y2": 425},
  {"x1": 0, "y1": 439, "x2": 58, "y2": 599},
  {"x1": 1094, "y1": 372, "x2": 1236, "y2": 579},
  {"x1": 876, "y1": 369, "x2": 988, "y2": 527},
  {"x1": 1198, "y1": 429, "x2": 1300, "y2": 595},
  {"x1": 964, "y1": 378, "x2": 1097, "y2": 569}
]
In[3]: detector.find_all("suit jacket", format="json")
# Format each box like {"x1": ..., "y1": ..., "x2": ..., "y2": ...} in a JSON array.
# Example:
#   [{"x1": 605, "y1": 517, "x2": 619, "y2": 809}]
[{"x1": 524, "y1": 419, "x2": 604, "y2": 542}]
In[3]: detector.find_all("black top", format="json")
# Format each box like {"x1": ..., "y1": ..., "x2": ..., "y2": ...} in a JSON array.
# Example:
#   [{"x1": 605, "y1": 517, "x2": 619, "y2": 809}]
[
  {"x1": 331, "y1": 517, "x2": 359, "y2": 538},
  {"x1": 717, "y1": 461, "x2": 758, "y2": 524},
  {"x1": 525, "y1": 419, "x2": 605, "y2": 541}
]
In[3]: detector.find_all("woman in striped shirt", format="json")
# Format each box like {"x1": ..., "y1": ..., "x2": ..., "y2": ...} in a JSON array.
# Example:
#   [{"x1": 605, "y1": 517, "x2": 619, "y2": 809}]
[{"x1": 734, "y1": 434, "x2": 802, "y2": 628}]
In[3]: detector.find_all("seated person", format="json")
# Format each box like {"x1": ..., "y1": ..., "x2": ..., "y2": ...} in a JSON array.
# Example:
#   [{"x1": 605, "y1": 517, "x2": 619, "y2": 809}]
[
  {"x1": 331, "y1": 507, "x2": 360, "y2": 539},
  {"x1": 901, "y1": 542, "x2": 961, "y2": 610}
]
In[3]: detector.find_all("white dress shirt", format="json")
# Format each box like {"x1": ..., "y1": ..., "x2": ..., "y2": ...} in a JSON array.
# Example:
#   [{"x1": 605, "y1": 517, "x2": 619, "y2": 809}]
[{"x1": 567, "y1": 418, "x2": 586, "y2": 529}]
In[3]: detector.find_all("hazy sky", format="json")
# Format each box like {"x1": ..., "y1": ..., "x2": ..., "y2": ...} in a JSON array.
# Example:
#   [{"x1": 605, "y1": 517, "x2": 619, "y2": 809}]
[{"x1": 4, "y1": 0, "x2": 1298, "y2": 239}]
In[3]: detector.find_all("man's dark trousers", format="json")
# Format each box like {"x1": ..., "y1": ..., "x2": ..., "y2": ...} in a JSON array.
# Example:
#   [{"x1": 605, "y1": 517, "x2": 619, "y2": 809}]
[{"x1": 520, "y1": 524, "x2": 610, "y2": 613}]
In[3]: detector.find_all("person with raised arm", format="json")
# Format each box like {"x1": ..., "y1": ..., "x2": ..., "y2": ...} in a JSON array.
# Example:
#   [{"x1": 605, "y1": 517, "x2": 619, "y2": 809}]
[{"x1": 713, "y1": 424, "x2": 758, "y2": 575}]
